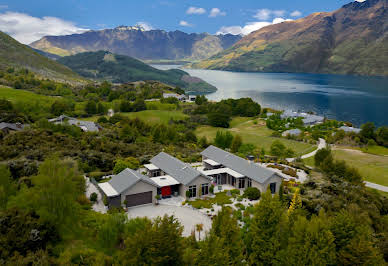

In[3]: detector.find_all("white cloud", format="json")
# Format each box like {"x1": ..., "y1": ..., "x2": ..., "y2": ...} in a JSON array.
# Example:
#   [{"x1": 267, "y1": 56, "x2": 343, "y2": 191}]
[
  {"x1": 136, "y1": 21, "x2": 153, "y2": 31},
  {"x1": 186, "y1": 6, "x2": 206, "y2": 15},
  {"x1": 290, "y1": 10, "x2": 302, "y2": 17},
  {"x1": 179, "y1": 20, "x2": 193, "y2": 27},
  {"x1": 0, "y1": 5, "x2": 8, "y2": 9},
  {"x1": 0, "y1": 12, "x2": 88, "y2": 44},
  {"x1": 209, "y1": 8, "x2": 226, "y2": 18},
  {"x1": 217, "y1": 18, "x2": 292, "y2": 36},
  {"x1": 253, "y1": 9, "x2": 285, "y2": 20}
]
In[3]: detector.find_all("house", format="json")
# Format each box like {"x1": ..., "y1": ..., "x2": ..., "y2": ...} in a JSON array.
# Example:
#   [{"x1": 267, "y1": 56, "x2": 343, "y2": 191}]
[
  {"x1": 188, "y1": 95, "x2": 197, "y2": 102},
  {"x1": 145, "y1": 152, "x2": 212, "y2": 199},
  {"x1": 49, "y1": 115, "x2": 102, "y2": 132},
  {"x1": 281, "y1": 110, "x2": 324, "y2": 126},
  {"x1": 0, "y1": 122, "x2": 27, "y2": 134},
  {"x1": 339, "y1": 126, "x2": 361, "y2": 134},
  {"x1": 163, "y1": 93, "x2": 187, "y2": 102},
  {"x1": 98, "y1": 168, "x2": 160, "y2": 208},
  {"x1": 200, "y1": 145, "x2": 282, "y2": 194},
  {"x1": 282, "y1": 128, "x2": 302, "y2": 137}
]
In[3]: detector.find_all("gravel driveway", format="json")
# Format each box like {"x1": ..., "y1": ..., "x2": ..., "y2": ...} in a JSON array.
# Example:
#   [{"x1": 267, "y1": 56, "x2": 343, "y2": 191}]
[{"x1": 127, "y1": 205, "x2": 212, "y2": 238}]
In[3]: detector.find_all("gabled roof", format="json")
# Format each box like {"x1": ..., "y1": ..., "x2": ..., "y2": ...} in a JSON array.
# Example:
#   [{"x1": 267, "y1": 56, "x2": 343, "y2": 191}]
[
  {"x1": 48, "y1": 115, "x2": 101, "y2": 132},
  {"x1": 108, "y1": 168, "x2": 159, "y2": 194},
  {"x1": 201, "y1": 145, "x2": 278, "y2": 184},
  {"x1": 0, "y1": 122, "x2": 27, "y2": 131},
  {"x1": 150, "y1": 152, "x2": 210, "y2": 186}
]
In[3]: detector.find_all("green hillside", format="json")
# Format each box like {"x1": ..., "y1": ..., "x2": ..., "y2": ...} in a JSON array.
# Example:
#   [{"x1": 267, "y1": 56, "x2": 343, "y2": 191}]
[
  {"x1": 58, "y1": 51, "x2": 217, "y2": 93},
  {"x1": 0, "y1": 31, "x2": 85, "y2": 84}
]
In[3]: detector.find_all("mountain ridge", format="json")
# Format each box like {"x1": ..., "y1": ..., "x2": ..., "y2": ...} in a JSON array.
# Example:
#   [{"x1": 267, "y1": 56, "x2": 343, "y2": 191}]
[
  {"x1": 192, "y1": 0, "x2": 388, "y2": 76},
  {"x1": 30, "y1": 27, "x2": 241, "y2": 60}
]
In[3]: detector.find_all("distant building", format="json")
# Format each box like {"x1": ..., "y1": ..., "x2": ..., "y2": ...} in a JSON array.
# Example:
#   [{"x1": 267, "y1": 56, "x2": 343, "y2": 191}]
[
  {"x1": 188, "y1": 95, "x2": 197, "y2": 102},
  {"x1": 49, "y1": 115, "x2": 102, "y2": 132},
  {"x1": 282, "y1": 128, "x2": 302, "y2": 137},
  {"x1": 281, "y1": 110, "x2": 324, "y2": 126},
  {"x1": 0, "y1": 122, "x2": 28, "y2": 134},
  {"x1": 339, "y1": 126, "x2": 361, "y2": 134},
  {"x1": 162, "y1": 93, "x2": 187, "y2": 102}
]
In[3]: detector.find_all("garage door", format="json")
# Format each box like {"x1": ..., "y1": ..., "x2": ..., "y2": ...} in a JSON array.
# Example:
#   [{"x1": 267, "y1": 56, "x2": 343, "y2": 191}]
[{"x1": 125, "y1": 191, "x2": 152, "y2": 207}]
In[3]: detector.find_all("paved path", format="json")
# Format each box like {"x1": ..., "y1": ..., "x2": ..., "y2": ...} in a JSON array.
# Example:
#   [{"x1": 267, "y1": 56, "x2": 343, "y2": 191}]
[
  {"x1": 127, "y1": 205, "x2": 212, "y2": 239},
  {"x1": 85, "y1": 177, "x2": 107, "y2": 214},
  {"x1": 287, "y1": 138, "x2": 326, "y2": 162},
  {"x1": 365, "y1": 181, "x2": 388, "y2": 193}
]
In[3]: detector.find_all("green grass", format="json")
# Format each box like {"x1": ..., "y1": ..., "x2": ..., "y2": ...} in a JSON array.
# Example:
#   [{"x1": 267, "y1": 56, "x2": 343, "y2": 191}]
[
  {"x1": 196, "y1": 117, "x2": 316, "y2": 156},
  {"x1": 361, "y1": 145, "x2": 388, "y2": 156},
  {"x1": 333, "y1": 149, "x2": 388, "y2": 186},
  {"x1": 0, "y1": 86, "x2": 57, "y2": 105},
  {"x1": 188, "y1": 192, "x2": 232, "y2": 209},
  {"x1": 302, "y1": 156, "x2": 316, "y2": 167}
]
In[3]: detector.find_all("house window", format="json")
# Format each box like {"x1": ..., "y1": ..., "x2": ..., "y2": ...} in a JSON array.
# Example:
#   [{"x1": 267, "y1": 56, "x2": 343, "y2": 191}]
[
  {"x1": 238, "y1": 178, "x2": 245, "y2": 189},
  {"x1": 152, "y1": 170, "x2": 160, "y2": 177},
  {"x1": 270, "y1": 183, "x2": 276, "y2": 194},
  {"x1": 189, "y1": 185, "x2": 197, "y2": 198},
  {"x1": 201, "y1": 183, "x2": 209, "y2": 195},
  {"x1": 247, "y1": 178, "x2": 252, "y2": 188}
]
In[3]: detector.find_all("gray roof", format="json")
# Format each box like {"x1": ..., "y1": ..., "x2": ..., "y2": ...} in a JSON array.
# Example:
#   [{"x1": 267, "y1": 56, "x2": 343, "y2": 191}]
[
  {"x1": 0, "y1": 122, "x2": 27, "y2": 131},
  {"x1": 201, "y1": 145, "x2": 277, "y2": 184},
  {"x1": 150, "y1": 152, "x2": 209, "y2": 186},
  {"x1": 339, "y1": 126, "x2": 361, "y2": 133},
  {"x1": 48, "y1": 115, "x2": 101, "y2": 132},
  {"x1": 282, "y1": 128, "x2": 302, "y2": 136},
  {"x1": 108, "y1": 168, "x2": 159, "y2": 194}
]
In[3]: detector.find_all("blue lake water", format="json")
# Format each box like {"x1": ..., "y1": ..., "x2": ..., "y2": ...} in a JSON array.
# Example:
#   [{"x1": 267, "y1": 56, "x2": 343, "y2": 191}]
[{"x1": 152, "y1": 65, "x2": 388, "y2": 127}]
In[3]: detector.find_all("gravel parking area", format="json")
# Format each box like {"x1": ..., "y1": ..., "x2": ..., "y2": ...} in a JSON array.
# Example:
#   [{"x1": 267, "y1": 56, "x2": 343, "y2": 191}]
[{"x1": 127, "y1": 205, "x2": 212, "y2": 238}]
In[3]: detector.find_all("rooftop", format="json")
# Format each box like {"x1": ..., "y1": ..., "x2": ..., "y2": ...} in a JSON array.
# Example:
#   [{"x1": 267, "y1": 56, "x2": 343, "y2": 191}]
[
  {"x1": 151, "y1": 175, "x2": 180, "y2": 187},
  {"x1": 108, "y1": 168, "x2": 159, "y2": 195},
  {"x1": 201, "y1": 145, "x2": 277, "y2": 184}
]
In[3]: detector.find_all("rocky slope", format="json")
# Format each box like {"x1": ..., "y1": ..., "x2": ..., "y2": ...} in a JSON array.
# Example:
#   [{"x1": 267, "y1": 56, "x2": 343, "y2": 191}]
[
  {"x1": 58, "y1": 51, "x2": 217, "y2": 93},
  {"x1": 193, "y1": 0, "x2": 388, "y2": 76},
  {"x1": 30, "y1": 26, "x2": 241, "y2": 60},
  {"x1": 0, "y1": 31, "x2": 85, "y2": 84}
]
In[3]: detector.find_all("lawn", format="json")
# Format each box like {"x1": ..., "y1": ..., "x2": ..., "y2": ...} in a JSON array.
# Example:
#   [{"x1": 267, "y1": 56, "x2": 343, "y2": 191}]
[
  {"x1": 196, "y1": 117, "x2": 316, "y2": 156},
  {"x1": 0, "y1": 86, "x2": 57, "y2": 106},
  {"x1": 361, "y1": 145, "x2": 388, "y2": 156},
  {"x1": 332, "y1": 149, "x2": 388, "y2": 186},
  {"x1": 188, "y1": 192, "x2": 232, "y2": 209}
]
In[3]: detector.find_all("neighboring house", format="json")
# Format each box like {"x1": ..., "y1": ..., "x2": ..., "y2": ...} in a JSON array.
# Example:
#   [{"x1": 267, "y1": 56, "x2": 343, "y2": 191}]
[
  {"x1": 282, "y1": 128, "x2": 302, "y2": 137},
  {"x1": 49, "y1": 115, "x2": 102, "y2": 132},
  {"x1": 200, "y1": 145, "x2": 282, "y2": 194},
  {"x1": 281, "y1": 110, "x2": 324, "y2": 126},
  {"x1": 163, "y1": 93, "x2": 187, "y2": 102},
  {"x1": 339, "y1": 126, "x2": 361, "y2": 134},
  {"x1": 0, "y1": 122, "x2": 28, "y2": 134},
  {"x1": 98, "y1": 168, "x2": 160, "y2": 208},
  {"x1": 188, "y1": 95, "x2": 197, "y2": 102},
  {"x1": 145, "y1": 152, "x2": 212, "y2": 199}
]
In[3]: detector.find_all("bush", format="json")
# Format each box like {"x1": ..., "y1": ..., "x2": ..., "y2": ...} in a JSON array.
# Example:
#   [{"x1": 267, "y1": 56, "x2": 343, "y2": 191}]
[
  {"x1": 209, "y1": 184, "x2": 214, "y2": 194},
  {"x1": 103, "y1": 196, "x2": 108, "y2": 206},
  {"x1": 243, "y1": 187, "x2": 261, "y2": 200},
  {"x1": 90, "y1": 192, "x2": 98, "y2": 202},
  {"x1": 230, "y1": 189, "x2": 241, "y2": 197}
]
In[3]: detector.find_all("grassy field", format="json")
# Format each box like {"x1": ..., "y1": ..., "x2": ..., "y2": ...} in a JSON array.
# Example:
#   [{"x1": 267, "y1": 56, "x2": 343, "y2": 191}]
[
  {"x1": 196, "y1": 117, "x2": 316, "y2": 156},
  {"x1": 361, "y1": 145, "x2": 388, "y2": 156},
  {"x1": 83, "y1": 110, "x2": 188, "y2": 125},
  {"x1": 333, "y1": 149, "x2": 388, "y2": 186},
  {"x1": 0, "y1": 86, "x2": 57, "y2": 106}
]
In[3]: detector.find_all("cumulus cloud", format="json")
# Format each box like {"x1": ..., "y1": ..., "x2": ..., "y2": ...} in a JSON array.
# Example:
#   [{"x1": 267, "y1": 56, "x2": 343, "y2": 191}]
[
  {"x1": 186, "y1": 6, "x2": 206, "y2": 15},
  {"x1": 136, "y1": 21, "x2": 153, "y2": 31},
  {"x1": 290, "y1": 10, "x2": 302, "y2": 17},
  {"x1": 0, "y1": 12, "x2": 88, "y2": 44},
  {"x1": 217, "y1": 18, "x2": 292, "y2": 36},
  {"x1": 253, "y1": 9, "x2": 285, "y2": 20},
  {"x1": 179, "y1": 20, "x2": 193, "y2": 27},
  {"x1": 209, "y1": 8, "x2": 226, "y2": 18}
]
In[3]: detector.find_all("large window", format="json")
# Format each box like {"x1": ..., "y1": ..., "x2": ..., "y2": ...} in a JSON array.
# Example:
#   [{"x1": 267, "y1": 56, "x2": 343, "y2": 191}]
[
  {"x1": 189, "y1": 185, "x2": 197, "y2": 198},
  {"x1": 270, "y1": 183, "x2": 276, "y2": 194},
  {"x1": 201, "y1": 183, "x2": 209, "y2": 195},
  {"x1": 247, "y1": 178, "x2": 252, "y2": 188},
  {"x1": 238, "y1": 178, "x2": 245, "y2": 189}
]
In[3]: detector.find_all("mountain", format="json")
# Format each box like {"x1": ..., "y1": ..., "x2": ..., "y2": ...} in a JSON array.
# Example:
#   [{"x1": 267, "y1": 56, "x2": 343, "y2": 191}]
[
  {"x1": 193, "y1": 0, "x2": 388, "y2": 76},
  {"x1": 0, "y1": 31, "x2": 85, "y2": 83},
  {"x1": 57, "y1": 51, "x2": 217, "y2": 94},
  {"x1": 30, "y1": 26, "x2": 241, "y2": 60},
  {"x1": 32, "y1": 48, "x2": 61, "y2": 60}
]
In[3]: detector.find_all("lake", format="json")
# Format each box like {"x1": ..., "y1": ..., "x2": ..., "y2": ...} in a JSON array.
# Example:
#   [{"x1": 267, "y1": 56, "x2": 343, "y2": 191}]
[{"x1": 152, "y1": 65, "x2": 388, "y2": 127}]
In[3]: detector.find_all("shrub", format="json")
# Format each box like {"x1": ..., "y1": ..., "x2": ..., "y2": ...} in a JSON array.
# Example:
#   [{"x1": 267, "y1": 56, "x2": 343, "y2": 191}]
[
  {"x1": 209, "y1": 184, "x2": 214, "y2": 194},
  {"x1": 90, "y1": 192, "x2": 98, "y2": 202},
  {"x1": 230, "y1": 189, "x2": 241, "y2": 197},
  {"x1": 186, "y1": 190, "x2": 191, "y2": 198},
  {"x1": 237, "y1": 196, "x2": 243, "y2": 202},
  {"x1": 243, "y1": 187, "x2": 261, "y2": 200},
  {"x1": 282, "y1": 168, "x2": 297, "y2": 177},
  {"x1": 103, "y1": 196, "x2": 108, "y2": 206}
]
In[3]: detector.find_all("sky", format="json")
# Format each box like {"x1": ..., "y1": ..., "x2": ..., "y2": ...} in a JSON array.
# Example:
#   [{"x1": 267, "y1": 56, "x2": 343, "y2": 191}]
[{"x1": 0, "y1": 0, "x2": 365, "y2": 44}]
